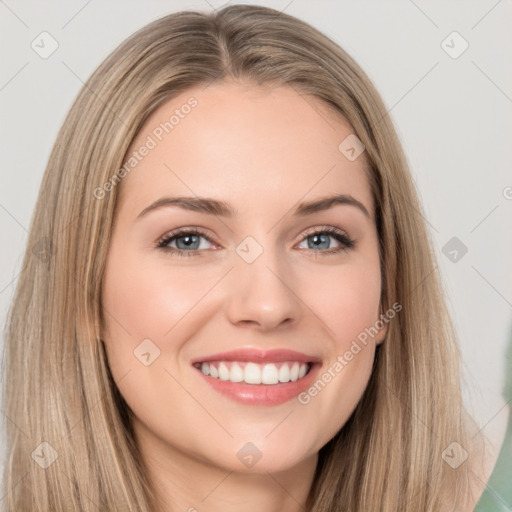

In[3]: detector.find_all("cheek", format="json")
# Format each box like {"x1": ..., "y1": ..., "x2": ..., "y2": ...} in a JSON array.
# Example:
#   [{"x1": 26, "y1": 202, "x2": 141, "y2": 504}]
[
  {"x1": 100, "y1": 246, "x2": 226, "y2": 390},
  {"x1": 294, "y1": 252, "x2": 381, "y2": 432},
  {"x1": 102, "y1": 251, "x2": 213, "y2": 342},
  {"x1": 302, "y1": 254, "x2": 382, "y2": 347},
  {"x1": 100, "y1": 250, "x2": 211, "y2": 424}
]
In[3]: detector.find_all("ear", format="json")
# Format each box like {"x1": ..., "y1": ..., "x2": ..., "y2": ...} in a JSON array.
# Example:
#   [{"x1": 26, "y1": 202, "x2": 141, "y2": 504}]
[
  {"x1": 375, "y1": 308, "x2": 389, "y2": 346},
  {"x1": 375, "y1": 321, "x2": 388, "y2": 345}
]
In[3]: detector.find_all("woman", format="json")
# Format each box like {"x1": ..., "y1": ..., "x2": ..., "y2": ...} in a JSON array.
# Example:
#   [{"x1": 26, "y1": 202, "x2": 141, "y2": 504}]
[{"x1": 2, "y1": 4, "x2": 490, "y2": 511}]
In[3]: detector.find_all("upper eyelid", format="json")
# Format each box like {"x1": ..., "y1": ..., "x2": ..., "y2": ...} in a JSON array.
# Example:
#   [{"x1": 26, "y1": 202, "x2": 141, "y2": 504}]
[{"x1": 301, "y1": 225, "x2": 349, "y2": 237}]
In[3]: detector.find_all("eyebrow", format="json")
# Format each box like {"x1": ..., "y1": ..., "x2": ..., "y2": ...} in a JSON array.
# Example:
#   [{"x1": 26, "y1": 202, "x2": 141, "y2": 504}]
[{"x1": 136, "y1": 194, "x2": 371, "y2": 220}]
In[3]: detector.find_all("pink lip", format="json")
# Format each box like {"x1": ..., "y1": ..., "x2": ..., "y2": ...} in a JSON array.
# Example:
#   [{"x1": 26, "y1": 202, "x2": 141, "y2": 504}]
[
  {"x1": 190, "y1": 348, "x2": 322, "y2": 365},
  {"x1": 191, "y1": 348, "x2": 322, "y2": 406}
]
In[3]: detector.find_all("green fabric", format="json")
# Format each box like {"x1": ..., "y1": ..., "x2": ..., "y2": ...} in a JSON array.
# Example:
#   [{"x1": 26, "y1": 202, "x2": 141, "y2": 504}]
[
  {"x1": 474, "y1": 331, "x2": 512, "y2": 512},
  {"x1": 473, "y1": 410, "x2": 512, "y2": 511}
]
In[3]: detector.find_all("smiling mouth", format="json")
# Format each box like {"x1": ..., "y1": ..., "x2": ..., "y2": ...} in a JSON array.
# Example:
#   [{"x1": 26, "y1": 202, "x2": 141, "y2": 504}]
[{"x1": 193, "y1": 360, "x2": 312, "y2": 385}]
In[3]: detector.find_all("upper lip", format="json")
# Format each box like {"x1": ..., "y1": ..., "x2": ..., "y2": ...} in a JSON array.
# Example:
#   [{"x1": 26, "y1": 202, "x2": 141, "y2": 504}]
[{"x1": 191, "y1": 348, "x2": 322, "y2": 365}]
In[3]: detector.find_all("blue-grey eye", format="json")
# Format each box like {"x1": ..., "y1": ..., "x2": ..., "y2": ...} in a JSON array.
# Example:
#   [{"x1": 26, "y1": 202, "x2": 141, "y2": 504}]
[
  {"x1": 307, "y1": 233, "x2": 331, "y2": 250},
  {"x1": 174, "y1": 233, "x2": 201, "y2": 250},
  {"x1": 157, "y1": 230, "x2": 215, "y2": 254},
  {"x1": 297, "y1": 229, "x2": 353, "y2": 252}
]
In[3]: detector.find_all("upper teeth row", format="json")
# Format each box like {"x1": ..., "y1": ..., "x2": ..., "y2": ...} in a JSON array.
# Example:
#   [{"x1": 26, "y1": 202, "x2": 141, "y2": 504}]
[{"x1": 199, "y1": 361, "x2": 310, "y2": 385}]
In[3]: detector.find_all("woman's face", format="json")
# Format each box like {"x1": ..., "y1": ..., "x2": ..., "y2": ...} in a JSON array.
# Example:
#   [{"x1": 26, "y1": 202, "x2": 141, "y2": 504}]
[{"x1": 101, "y1": 79, "x2": 387, "y2": 474}]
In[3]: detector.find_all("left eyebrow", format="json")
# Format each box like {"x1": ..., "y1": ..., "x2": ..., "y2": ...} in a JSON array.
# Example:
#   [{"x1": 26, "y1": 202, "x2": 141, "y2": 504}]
[
  {"x1": 136, "y1": 193, "x2": 371, "y2": 220},
  {"x1": 293, "y1": 194, "x2": 371, "y2": 219}
]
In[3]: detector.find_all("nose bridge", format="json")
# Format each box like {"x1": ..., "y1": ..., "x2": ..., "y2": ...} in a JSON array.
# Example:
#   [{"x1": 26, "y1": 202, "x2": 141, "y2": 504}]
[{"x1": 224, "y1": 233, "x2": 302, "y2": 330}]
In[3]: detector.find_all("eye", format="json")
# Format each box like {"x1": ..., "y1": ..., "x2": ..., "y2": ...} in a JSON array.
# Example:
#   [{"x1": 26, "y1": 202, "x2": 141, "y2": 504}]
[
  {"x1": 156, "y1": 228, "x2": 216, "y2": 257},
  {"x1": 296, "y1": 226, "x2": 355, "y2": 255}
]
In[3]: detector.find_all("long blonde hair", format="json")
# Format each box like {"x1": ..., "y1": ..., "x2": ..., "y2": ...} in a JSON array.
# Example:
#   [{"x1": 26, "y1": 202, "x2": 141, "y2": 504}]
[{"x1": 2, "y1": 5, "x2": 478, "y2": 510}]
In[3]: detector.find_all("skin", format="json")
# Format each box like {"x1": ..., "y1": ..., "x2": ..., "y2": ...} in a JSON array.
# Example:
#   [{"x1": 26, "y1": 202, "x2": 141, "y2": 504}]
[{"x1": 101, "y1": 79, "x2": 387, "y2": 512}]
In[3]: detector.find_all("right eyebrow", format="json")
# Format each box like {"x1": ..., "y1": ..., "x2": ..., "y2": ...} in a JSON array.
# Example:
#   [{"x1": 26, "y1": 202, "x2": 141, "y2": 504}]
[{"x1": 137, "y1": 196, "x2": 236, "y2": 219}]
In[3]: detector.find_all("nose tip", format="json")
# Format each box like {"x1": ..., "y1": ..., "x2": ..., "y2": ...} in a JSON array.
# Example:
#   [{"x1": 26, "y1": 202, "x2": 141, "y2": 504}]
[{"x1": 224, "y1": 257, "x2": 302, "y2": 331}]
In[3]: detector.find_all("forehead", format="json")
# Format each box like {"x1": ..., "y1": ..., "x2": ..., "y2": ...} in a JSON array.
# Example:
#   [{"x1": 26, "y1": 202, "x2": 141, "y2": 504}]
[{"x1": 116, "y1": 80, "x2": 373, "y2": 220}]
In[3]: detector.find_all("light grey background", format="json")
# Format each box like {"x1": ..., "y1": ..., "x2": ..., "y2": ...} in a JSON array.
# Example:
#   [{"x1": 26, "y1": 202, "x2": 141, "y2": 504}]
[{"x1": 1, "y1": 0, "x2": 511, "y2": 459}]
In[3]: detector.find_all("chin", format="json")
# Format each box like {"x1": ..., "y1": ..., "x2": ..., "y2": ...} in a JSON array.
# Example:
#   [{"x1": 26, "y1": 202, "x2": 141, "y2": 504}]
[{"x1": 209, "y1": 440, "x2": 317, "y2": 475}]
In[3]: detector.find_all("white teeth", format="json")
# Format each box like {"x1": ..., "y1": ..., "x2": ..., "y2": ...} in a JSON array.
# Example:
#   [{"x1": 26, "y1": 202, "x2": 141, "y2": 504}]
[
  {"x1": 209, "y1": 364, "x2": 219, "y2": 378},
  {"x1": 244, "y1": 362, "x2": 261, "y2": 384},
  {"x1": 290, "y1": 362, "x2": 299, "y2": 382},
  {"x1": 230, "y1": 363, "x2": 244, "y2": 382},
  {"x1": 278, "y1": 364, "x2": 290, "y2": 382},
  {"x1": 261, "y1": 364, "x2": 279, "y2": 385},
  {"x1": 218, "y1": 362, "x2": 230, "y2": 381},
  {"x1": 197, "y1": 361, "x2": 310, "y2": 385}
]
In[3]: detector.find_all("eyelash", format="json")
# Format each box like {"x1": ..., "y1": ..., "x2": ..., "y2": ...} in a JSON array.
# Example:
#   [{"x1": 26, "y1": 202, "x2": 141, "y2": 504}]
[{"x1": 156, "y1": 226, "x2": 355, "y2": 258}]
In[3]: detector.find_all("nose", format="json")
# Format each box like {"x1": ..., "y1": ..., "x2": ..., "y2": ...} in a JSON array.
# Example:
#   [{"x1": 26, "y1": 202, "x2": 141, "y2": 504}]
[{"x1": 224, "y1": 244, "x2": 303, "y2": 331}]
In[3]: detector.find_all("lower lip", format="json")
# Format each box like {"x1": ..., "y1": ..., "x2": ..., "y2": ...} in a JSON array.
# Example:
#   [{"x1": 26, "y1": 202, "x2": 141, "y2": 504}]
[{"x1": 193, "y1": 363, "x2": 322, "y2": 406}]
